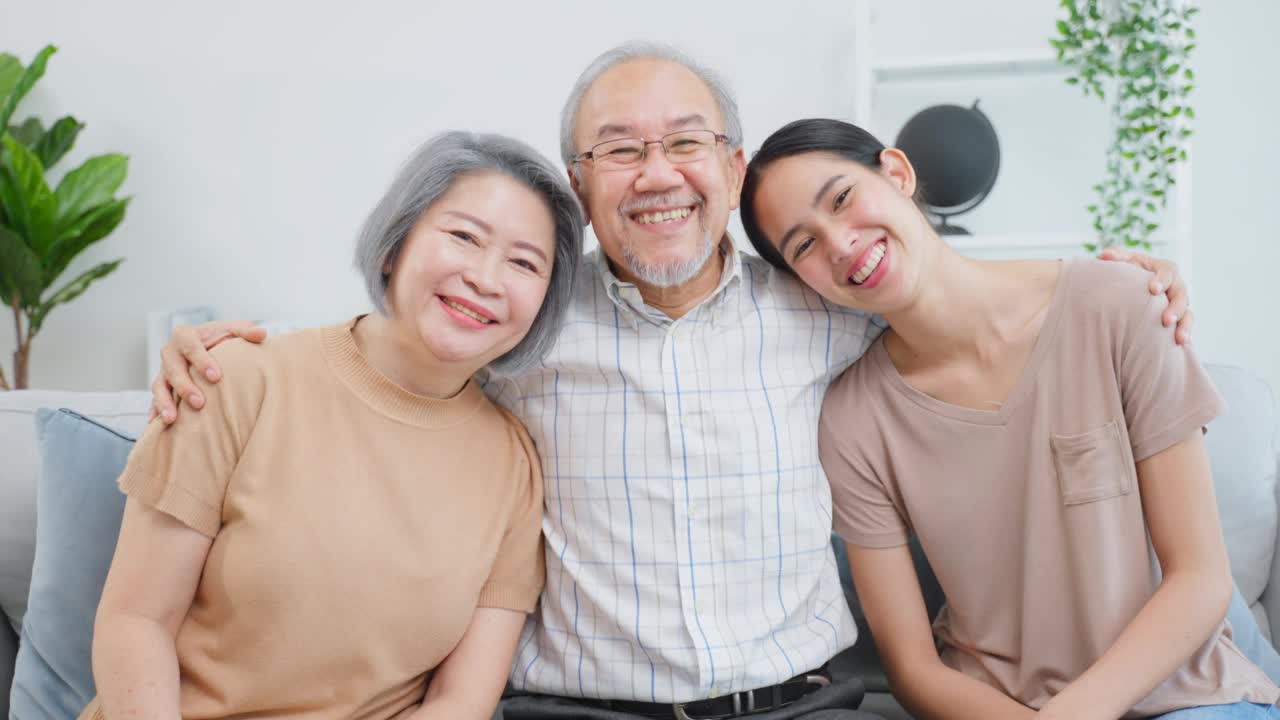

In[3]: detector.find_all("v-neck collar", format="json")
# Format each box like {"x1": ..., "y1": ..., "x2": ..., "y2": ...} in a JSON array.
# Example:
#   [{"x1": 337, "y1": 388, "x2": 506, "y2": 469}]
[{"x1": 871, "y1": 259, "x2": 1075, "y2": 426}]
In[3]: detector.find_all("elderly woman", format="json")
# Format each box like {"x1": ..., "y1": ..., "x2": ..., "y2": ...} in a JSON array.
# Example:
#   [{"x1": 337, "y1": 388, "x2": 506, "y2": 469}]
[{"x1": 81, "y1": 131, "x2": 583, "y2": 720}]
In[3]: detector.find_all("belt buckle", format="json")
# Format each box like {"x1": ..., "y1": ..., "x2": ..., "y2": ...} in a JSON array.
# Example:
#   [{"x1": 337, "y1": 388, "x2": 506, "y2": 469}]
[
  {"x1": 805, "y1": 672, "x2": 832, "y2": 688},
  {"x1": 672, "y1": 703, "x2": 699, "y2": 720},
  {"x1": 672, "y1": 688, "x2": 756, "y2": 720}
]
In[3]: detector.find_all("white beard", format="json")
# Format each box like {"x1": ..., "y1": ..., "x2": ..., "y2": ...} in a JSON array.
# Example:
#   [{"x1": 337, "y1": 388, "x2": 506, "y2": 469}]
[{"x1": 621, "y1": 228, "x2": 717, "y2": 289}]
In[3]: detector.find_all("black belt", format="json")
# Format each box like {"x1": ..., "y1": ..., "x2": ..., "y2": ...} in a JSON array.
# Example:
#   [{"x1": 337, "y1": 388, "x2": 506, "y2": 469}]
[{"x1": 580, "y1": 666, "x2": 832, "y2": 719}]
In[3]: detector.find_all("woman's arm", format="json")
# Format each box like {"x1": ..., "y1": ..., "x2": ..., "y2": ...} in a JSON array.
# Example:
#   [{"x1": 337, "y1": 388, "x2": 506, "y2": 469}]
[
  {"x1": 847, "y1": 542, "x2": 1037, "y2": 720},
  {"x1": 93, "y1": 499, "x2": 213, "y2": 719},
  {"x1": 410, "y1": 607, "x2": 527, "y2": 720},
  {"x1": 1037, "y1": 431, "x2": 1232, "y2": 720}
]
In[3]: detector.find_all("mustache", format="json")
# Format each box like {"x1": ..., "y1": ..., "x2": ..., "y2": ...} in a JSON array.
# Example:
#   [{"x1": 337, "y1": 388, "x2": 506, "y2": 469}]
[{"x1": 619, "y1": 191, "x2": 704, "y2": 214}]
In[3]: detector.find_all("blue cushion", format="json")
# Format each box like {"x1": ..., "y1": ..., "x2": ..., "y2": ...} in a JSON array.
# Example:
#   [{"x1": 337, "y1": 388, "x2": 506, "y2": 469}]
[{"x1": 10, "y1": 409, "x2": 135, "y2": 720}]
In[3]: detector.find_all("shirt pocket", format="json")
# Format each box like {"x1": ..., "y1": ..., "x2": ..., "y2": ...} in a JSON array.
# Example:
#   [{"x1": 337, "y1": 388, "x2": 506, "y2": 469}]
[{"x1": 1050, "y1": 419, "x2": 1136, "y2": 505}]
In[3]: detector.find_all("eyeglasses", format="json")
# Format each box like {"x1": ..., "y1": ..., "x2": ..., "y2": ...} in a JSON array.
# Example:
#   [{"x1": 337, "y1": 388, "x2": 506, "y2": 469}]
[{"x1": 572, "y1": 129, "x2": 730, "y2": 170}]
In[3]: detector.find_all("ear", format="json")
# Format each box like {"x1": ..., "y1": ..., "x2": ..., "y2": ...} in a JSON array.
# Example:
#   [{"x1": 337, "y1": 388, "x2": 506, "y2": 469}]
[
  {"x1": 567, "y1": 164, "x2": 593, "y2": 227},
  {"x1": 878, "y1": 148, "x2": 918, "y2": 199},
  {"x1": 726, "y1": 146, "x2": 748, "y2": 211}
]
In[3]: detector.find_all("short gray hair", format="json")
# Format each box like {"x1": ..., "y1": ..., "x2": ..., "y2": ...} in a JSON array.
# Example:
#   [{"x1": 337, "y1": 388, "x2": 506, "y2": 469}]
[
  {"x1": 559, "y1": 41, "x2": 744, "y2": 169},
  {"x1": 354, "y1": 131, "x2": 584, "y2": 375}
]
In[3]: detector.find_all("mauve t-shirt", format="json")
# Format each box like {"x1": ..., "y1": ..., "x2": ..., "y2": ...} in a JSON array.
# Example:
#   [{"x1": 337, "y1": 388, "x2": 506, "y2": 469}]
[{"x1": 820, "y1": 258, "x2": 1279, "y2": 717}]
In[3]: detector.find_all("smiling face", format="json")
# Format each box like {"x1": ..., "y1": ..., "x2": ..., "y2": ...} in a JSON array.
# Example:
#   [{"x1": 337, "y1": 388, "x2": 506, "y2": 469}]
[
  {"x1": 570, "y1": 58, "x2": 745, "y2": 288},
  {"x1": 752, "y1": 150, "x2": 937, "y2": 314},
  {"x1": 384, "y1": 171, "x2": 556, "y2": 371}
]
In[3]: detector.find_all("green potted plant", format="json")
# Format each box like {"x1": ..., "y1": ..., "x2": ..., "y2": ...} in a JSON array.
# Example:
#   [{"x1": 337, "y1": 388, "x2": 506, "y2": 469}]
[
  {"x1": 1052, "y1": 0, "x2": 1198, "y2": 251},
  {"x1": 0, "y1": 44, "x2": 129, "y2": 389}
]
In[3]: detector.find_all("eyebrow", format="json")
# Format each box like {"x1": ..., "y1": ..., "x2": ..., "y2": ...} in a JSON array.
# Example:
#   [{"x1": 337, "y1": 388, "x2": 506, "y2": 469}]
[
  {"x1": 444, "y1": 210, "x2": 493, "y2": 233},
  {"x1": 444, "y1": 211, "x2": 549, "y2": 262},
  {"x1": 512, "y1": 241, "x2": 549, "y2": 263},
  {"x1": 594, "y1": 113, "x2": 711, "y2": 141},
  {"x1": 778, "y1": 174, "x2": 846, "y2": 256}
]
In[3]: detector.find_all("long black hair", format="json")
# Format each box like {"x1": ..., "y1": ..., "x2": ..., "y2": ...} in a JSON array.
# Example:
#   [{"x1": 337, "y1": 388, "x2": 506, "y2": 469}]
[{"x1": 740, "y1": 118, "x2": 894, "y2": 274}]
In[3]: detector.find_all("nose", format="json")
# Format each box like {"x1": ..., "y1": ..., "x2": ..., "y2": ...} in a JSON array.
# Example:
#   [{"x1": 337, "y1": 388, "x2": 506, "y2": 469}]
[
  {"x1": 462, "y1": 248, "x2": 503, "y2": 296},
  {"x1": 826, "y1": 226, "x2": 860, "y2": 266},
  {"x1": 633, "y1": 144, "x2": 684, "y2": 194}
]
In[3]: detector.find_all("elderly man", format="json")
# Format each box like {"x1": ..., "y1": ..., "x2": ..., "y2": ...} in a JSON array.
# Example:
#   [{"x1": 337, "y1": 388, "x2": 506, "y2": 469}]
[{"x1": 152, "y1": 43, "x2": 1192, "y2": 719}]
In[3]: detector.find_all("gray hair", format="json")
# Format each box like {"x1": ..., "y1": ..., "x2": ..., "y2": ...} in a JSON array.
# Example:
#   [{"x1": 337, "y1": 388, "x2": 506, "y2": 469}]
[
  {"x1": 559, "y1": 41, "x2": 744, "y2": 170},
  {"x1": 354, "y1": 131, "x2": 584, "y2": 375}
]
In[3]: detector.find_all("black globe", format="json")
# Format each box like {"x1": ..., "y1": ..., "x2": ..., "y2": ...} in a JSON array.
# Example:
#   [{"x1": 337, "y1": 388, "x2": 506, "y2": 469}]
[{"x1": 894, "y1": 102, "x2": 1000, "y2": 231}]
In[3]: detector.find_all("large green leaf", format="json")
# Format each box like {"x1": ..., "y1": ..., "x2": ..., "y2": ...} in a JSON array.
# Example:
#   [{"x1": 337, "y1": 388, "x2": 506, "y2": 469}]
[
  {"x1": 0, "y1": 45, "x2": 56, "y2": 134},
  {"x1": 0, "y1": 223, "x2": 43, "y2": 306},
  {"x1": 30, "y1": 258, "x2": 122, "y2": 335},
  {"x1": 53, "y1": 153, "x2": 127, "y2": 239},
  {"x1": 0, "y1": 135, "x2": 56, "y2": 250},
  {"x1": 33, "y1": 116, "x2": 82, "y2": 169},
  {"x1": 8, "y1": 117, "x2": 44, "y2": 146},
  {"x1": 43, "y1": 196, "x2": 129, "y2": 285},
  {"x1": 0, "y1": 54, "x2": 22, "y2": 105}
]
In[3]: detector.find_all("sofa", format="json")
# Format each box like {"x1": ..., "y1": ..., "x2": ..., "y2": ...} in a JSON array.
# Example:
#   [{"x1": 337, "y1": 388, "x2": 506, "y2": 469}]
[{"x1": 2, "y1": 365, "x2": 1277, "y2": 719}]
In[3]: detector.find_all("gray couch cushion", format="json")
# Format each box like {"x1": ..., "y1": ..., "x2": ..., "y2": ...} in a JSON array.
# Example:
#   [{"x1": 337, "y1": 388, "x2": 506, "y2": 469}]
[
  {"x1": 0, "y1": 390, "x2": 148, "y2": 720},
  {"x1": 1204, "y1": 365, "x2": 1280, "y2": 639},
  {"x1": 10, "y1": 409, "x2": 138, "y2": 720},
  {"x1": 0, "y1": 391, "x2": 149, "y2": 637}
]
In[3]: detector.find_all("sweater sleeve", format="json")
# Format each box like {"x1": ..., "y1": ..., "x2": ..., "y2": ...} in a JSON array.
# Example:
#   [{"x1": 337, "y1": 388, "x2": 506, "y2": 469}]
[
  {"x1": 118, "y1": 340, "x2": 265, "y2": 537},
  {"x1": 477, "y1": 413, "x2": 546, "y2": 613}
]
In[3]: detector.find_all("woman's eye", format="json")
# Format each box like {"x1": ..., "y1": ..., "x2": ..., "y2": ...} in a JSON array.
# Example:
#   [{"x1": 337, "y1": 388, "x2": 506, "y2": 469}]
[
  {"x1": 834, "y1": 188, "x2": 850, "y2": 211},
  {"x1": 451, "y1": 231, "x2": 477, "y2": 244},
  {"x1": 512, "y1": 259, "x2": 538, "y2": 272},
  {"x1": 792, "y1": 237, "x2": 815, "y2": 262}
]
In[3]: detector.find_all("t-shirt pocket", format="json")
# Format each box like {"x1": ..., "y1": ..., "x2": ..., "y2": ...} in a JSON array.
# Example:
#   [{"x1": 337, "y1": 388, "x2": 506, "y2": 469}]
[{"x1": 1050, "y1": 419, "x2": 1136, "y2": 505}]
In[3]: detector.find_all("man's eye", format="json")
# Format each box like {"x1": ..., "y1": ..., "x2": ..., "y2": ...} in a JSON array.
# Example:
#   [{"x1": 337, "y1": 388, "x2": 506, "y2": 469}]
[{"x1": 605, "y1": 147, "x2": 641, "y2": 159}]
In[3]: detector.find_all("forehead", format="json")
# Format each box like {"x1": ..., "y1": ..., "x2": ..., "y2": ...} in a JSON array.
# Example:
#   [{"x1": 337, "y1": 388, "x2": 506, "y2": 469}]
[
  {"x1": 755, "y1": 154, "x2": 859, "y2": 233},
  {"x1": 575, "y1": 58, "x2": 724, "y2": 142}
]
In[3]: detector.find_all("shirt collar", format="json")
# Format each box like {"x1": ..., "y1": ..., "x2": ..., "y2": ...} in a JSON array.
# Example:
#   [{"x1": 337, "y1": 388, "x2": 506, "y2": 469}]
[{"x1": 594, "y1": 234, "x2": 743, "y2": 327}]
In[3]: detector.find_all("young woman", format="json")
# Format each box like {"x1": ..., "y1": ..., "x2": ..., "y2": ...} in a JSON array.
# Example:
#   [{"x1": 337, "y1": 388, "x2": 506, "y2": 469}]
[
  {"x1": 84, "y1": 131, "x2": 583, "y2": 720},
  {"x1": 739, "y1": 118, "x2": 1280, "y2": 720}
]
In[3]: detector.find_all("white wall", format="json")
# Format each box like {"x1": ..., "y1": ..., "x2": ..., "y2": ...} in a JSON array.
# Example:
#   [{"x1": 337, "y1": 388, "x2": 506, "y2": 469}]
[
  {"x1": 2, "y1": 1, "x2": 1277, "y2": 391},
  {"x1": 1190, "y1": 1, "x2": 1280, "y2": 394}
]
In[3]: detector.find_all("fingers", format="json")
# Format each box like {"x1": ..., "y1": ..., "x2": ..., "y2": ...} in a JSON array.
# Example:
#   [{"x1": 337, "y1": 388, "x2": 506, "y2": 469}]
[
  {"x1": 1151, "y1": 260, "x2": 1178, "y2": 299},
  {"x1": 161, "y1": 339, "x2": 204, "y2": 410},
  {"x1": 186, "y1": 320, "x2": 267, "y2": 383},
  {"x1": 1174, "y1": 308, "x2": 1195, "y2": 345},
  {"x1": 219, "y1": 320, "x2": 268, "y2": 344},
  {"x1": 1098, "y1": 247, "x2": 1131, "y2": 263},
  {"x1": 182, "y1": 335, "x2": 223, "y2": 386},
  {"x1": 150, "y1": 372, "x2": 177, "y2": 424},
  {"x1": 1098, "y1": 249, "x2": 1192, "y2": 344}
]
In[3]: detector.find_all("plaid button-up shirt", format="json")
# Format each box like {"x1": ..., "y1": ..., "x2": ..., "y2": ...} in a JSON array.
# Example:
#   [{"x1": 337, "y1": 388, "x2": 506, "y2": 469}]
[{"x1": 483, "y1": 240, "x2": 884, "y2": 702}]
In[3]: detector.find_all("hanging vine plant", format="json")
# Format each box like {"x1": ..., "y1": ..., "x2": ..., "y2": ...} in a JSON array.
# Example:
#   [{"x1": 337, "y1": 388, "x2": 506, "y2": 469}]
[{"x1": 1051, "y1": 0, "x2": 1198, "y2": 251}]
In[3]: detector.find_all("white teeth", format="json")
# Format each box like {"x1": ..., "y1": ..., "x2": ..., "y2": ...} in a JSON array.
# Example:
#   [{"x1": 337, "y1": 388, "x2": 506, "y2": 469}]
[
  {"x1": 851, "y1": 243, "x2": 886, "y2": 285},
  {"x1": 634, "y1": 207, "x2": 692, "y2": 225},
  {"x1": 442, "y1": 298, "x2": 493, "y2": 324}
]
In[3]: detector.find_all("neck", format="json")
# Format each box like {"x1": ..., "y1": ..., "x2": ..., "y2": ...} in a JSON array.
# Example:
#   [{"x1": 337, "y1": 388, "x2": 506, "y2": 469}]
[
  {"x1": 881, "y1": 248, "x2": 1044, "y2": 367},
  {"x1": 609, "y1": 243, "x2": 726, "y2": 320},
  {"x1": 351, "y1": 313, "x2": 476, "y2": 399}
]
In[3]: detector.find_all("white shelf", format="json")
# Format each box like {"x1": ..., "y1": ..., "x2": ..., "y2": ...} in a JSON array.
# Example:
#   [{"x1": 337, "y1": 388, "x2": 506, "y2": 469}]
[
  {"x1": 873, "y1": 50, "x2": 1065, "y2": 82},
  {"x1": 945, "y1": 232, "x2": 1169, "y2": 254}
]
